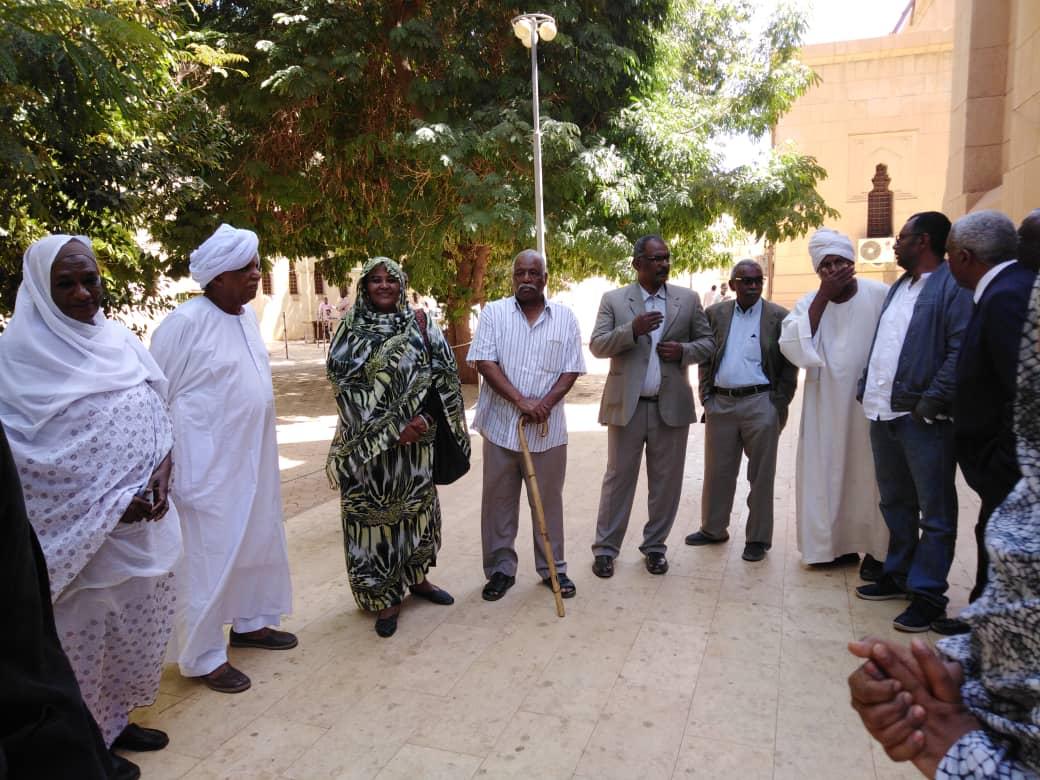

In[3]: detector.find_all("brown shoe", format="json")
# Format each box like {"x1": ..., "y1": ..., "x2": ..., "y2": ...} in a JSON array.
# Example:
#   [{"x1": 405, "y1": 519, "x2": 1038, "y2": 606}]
[
  {"x1": 229, "y1": 627, "x2": 298, "y2": 650},
  {"x1": 198, "y1": 662, "x2": 251, "y2": 694}
]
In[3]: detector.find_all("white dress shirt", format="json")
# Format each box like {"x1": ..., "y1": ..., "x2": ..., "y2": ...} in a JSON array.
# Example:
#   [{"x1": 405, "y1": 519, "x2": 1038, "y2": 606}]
[
  {"x1": 973, "y1": 260, "x2": 1018, "y2": 303},
  {"x1": 861, "y1": 272, "x2": 932, "y2": 421}
]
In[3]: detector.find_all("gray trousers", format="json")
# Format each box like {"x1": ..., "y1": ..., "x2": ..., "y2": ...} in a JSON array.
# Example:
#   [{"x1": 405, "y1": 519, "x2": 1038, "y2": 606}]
[
  {"x1": 592, "y1": 399, "x2": 689, "y2": 558},
  {"x1": 700, "y1": 392, "x2": 779, "y2": 546},
  {"x1": 481, "y1": 438, "x2": 567, "y2": 579}
]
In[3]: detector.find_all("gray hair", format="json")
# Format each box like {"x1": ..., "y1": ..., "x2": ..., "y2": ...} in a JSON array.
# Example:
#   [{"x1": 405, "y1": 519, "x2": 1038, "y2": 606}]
[
  {"x1": 948, "y1": 210, "x2": 1017, "y2": 266},
  {"x1": 633, "y1": 234, "x2": 665, "y2": 258},
  {"x1": 731, "y1": 258, "x2": 761, "y2": 279},
  {"x1": 513, "y1": 249, "x2": 546, "y2": 272}
]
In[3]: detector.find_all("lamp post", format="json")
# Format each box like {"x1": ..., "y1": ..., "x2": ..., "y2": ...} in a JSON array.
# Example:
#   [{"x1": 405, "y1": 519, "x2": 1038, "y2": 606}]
[{"x1": 511, "y1": 12, "x2": 557, "y2": 263}]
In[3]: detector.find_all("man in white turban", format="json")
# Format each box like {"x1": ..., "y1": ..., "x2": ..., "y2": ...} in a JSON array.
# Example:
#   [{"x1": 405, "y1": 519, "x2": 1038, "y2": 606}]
[
  {"x1": 151, "y1": 224, "x2": 296, "y2": 694},
  {"x1": 779, "y1": 228, "x2": 890, "y2": 574}
]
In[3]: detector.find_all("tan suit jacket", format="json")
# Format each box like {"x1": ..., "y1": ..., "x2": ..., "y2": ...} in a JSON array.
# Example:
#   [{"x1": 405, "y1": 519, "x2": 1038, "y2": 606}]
[{"x1": 590, "y1": 283, "x2": 714, "y2": 427}]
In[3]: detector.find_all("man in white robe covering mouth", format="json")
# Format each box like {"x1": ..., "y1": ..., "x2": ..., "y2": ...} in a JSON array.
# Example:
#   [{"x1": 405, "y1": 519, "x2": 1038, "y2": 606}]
[
  {"x1": 151, "y1": 224, "x2": 296, "y2": 694},
  {"x1": 780, "y1": 229, "x2": 890, "y2": 569}
]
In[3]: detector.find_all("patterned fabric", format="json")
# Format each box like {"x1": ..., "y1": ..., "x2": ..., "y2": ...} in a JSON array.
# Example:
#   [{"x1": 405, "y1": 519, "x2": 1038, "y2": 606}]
[
  {"x1": 14, "y1": 384, "x2": 173, "y2": 597},
  {"x1": 326, "y1": 258, "x2": 469, "y2": 611},
  {"x1": 13, "y1": 384, "x2": 179, "y2": 746},
  {"x1": 936, "y1": 274, "x2": 1040, "y2": 778}
]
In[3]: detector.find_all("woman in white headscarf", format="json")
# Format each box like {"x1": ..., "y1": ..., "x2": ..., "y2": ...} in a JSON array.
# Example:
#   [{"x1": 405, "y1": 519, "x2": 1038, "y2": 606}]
[{"x1": 0, "y1": 235, "x2": 182, "y2": 779}]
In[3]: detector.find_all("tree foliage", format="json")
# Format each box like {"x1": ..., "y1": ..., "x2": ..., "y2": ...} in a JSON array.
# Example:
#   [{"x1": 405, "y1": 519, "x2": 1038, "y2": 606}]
[
  {"x1": 164, "y1": 0, "x2": 835, "y2": 378},
  {"x1": 0, "y1": 0, "x2": 235, "y2": 316},
  {"x1": 1, "y1": 0, "x2": 837, "y2": 358}
]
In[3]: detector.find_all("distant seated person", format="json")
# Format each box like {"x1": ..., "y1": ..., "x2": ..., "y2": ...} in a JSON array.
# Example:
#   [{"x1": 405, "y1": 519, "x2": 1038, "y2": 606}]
[{"x1": 847, "y1": 274, "x2": 1040, "y2": 778}]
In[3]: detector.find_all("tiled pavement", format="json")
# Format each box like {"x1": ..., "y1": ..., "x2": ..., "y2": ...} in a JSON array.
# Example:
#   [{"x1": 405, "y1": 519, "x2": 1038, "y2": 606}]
[{"x1": 127, "y1": 342, "x2": 977, "y2": 779}]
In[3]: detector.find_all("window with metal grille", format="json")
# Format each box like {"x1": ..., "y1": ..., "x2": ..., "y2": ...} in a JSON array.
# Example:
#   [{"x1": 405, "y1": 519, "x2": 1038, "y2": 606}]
[
  {"x1": 261, "y1": 271, "x2": 273, "y2": 295},
  {"x1": 288, "y1": 262, "x2": 299, "y2": 295},
  {"x1": 867, "y1": 163, "x2": 893, "y2": 238},
  {"x1": 314, "y1": 271, "x2": 324, "y2": 295}
]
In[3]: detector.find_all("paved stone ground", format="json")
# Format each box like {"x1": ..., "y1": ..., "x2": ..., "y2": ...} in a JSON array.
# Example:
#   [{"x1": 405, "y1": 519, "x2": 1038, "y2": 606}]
[{"x1": 127, "y1": 341, "x2": 978, "y2": 780}]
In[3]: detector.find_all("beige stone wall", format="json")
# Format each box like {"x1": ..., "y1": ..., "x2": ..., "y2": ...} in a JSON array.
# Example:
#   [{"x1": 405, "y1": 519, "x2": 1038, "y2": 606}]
[
  {"x1": 250, "y1": 257, "x2": 357, "y2": 342},
  {"x1": 943, "y1": 0, "x2": 1040, "y2": 222},
  {"x1": 770, "y1": 21, "x2": 954, "y2": 308},
  {"x1": 909, "y1": 0, "x2": 955, "y2": 31}
]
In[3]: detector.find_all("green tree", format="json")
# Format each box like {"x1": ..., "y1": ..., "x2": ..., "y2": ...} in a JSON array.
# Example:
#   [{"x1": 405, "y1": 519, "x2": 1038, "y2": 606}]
[
  {"x1": 0, "y1": 0, "x2": 235, "y2": 317},
  {"x1": 179, "y1": 0, "x2": 834, "y2": 379}
]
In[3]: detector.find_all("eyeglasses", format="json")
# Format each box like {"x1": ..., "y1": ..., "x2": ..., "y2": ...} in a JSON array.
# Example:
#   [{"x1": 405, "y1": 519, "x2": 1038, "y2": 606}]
[
  {"x1": 895, "y1": 231, "x2": 923, "y2": 244},
  {"x1": 731, "y1": 276, "x2": 765, "y2": 286},
  {"x1": 639, "y1": 253, "x2": 671, "y2": 264}
]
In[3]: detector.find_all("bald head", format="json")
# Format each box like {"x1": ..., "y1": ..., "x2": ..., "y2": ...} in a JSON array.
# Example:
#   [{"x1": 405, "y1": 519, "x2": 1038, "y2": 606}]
[{"x1": 1018, "y1": 209, "x2": 1040, "y2": 271}]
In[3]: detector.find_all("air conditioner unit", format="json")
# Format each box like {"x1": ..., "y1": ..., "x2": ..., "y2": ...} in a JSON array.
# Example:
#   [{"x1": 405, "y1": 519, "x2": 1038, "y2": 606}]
[{"x1": 857, "y1": 237, "x2": 896, "y2": 265}]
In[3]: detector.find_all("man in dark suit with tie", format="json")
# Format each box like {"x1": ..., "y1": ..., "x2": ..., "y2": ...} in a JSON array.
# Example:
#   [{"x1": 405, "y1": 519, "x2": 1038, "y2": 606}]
[
  {"x1": 588, "y1": 236, "x2": 715, "y2": 577},
  {"x1": 686, "y1": 259, "x2": 798, "y2": 562},
  {"x1": 938, "y1": 210, "x2": 1037, "y2": 634}
]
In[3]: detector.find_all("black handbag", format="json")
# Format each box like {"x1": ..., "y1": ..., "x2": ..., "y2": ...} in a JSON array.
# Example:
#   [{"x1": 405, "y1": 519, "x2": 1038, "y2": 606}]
[
  {"x1": 415, "y1": 309, "x2": 470, "y2": 485},
  {"x1": 428, "y1": 391, "x2": 470, "y2": 485}
]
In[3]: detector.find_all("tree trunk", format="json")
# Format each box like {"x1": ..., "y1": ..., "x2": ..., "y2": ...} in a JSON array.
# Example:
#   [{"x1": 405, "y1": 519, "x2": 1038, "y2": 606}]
[{"x1": 445, "y1": 242, "x2": 490, "y2": 384}]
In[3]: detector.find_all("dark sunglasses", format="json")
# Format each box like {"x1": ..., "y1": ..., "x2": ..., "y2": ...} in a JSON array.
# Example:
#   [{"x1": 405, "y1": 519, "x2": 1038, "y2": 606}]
[
  {"x1": 639, "y1": 253, "x2": 671, "y2": 263},
  {"x1": 731, "y1": 275, "x2": 765, "y2": 286}
]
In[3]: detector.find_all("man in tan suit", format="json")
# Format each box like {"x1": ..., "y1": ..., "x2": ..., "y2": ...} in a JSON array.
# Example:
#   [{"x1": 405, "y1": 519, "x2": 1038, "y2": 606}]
[
  {"x1": 687, "y1": 259, "x2": 797, "y2": 562},
  {"x1": 589, "y1": 236, "x2": 715, "y2": 577}
]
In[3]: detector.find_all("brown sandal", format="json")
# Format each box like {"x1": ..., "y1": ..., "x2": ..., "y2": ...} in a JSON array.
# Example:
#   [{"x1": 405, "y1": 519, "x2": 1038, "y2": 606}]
[{"x1": 198, "y1": 662, "x2": 251, "y2": 694}]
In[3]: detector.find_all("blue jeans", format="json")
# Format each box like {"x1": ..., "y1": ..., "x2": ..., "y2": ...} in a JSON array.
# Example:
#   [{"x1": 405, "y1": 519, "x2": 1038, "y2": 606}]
[{"x1": 869, "y1": 416, "x2": 958, "y2": 609}]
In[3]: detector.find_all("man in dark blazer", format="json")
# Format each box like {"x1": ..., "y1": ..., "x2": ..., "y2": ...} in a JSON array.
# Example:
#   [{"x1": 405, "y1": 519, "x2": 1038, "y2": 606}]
[
  {"x1": 686, "y1": 259, "x2": 798, "y2": 562},
  {"x1": 946, "y1": 210, "x2": 1036, "y2": 625},
  {"x1": 589, "y1": 235, "x2": 715, "y2": 577}
]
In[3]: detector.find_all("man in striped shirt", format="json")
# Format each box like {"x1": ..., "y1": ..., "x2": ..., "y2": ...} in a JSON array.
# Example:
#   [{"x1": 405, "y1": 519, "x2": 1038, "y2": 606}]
[{"x1": 468, "y1": 249, "x2": 586, "y2": 601}]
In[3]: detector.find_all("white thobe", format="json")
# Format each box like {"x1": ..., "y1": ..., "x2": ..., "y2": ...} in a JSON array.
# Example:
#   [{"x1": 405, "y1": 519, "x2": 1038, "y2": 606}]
[
  {"x1": 780, "y1": 279, "x2": 890, "y2": 564},
  {"x1": 151, "y1": 296, "x2": 293, "y2": 676}
]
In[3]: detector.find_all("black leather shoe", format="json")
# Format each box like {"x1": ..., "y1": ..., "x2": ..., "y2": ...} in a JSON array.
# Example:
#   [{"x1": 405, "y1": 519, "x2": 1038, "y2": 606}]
[
  {"x1": 542, "y1": 573, "x2": 576, "y2": 598},
  {"x1": 742, "y1": 542, "x2": 768, "y2": 562},
  {"x1": 930, "y1": 617, "x2": 971, "y2": 635},
  {"x1": 481, "y1": 572, "x2": 516, "y2": 601},
  {"x1": 809, "y1": 552, "x2": 860, "y2": 569},
  {"x1": 685, "y1": 530, "x2": 729, "y2": 546},
  {"x1": 408, "y1": 583, "x2": 455, "y2": 605},
  {"x1": 229, "y1": 627, "x2": 298, "y2": 650},
  {"x1": 592, "y1": 555, "x2": 614, "y2": 578},
  {"x1": 112, "y1": 723, "x2": 169, "y2": 752},
  {"x1": 859, "y1": 554, "x2": 884, "y2": 582},
  {"x1": 644, "y1": 552, "x2": 669, "y2": 575},
  {"x1": 110, "y1": 752, "x2": 141, "y2": 780},
  {"x1": 375, "y1": 607, "x2": 400, "y2": 638}
]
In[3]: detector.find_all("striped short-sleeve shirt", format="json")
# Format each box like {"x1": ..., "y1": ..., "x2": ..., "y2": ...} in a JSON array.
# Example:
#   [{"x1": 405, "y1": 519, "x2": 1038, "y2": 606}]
[{"x1": 467, "y1": 296, "x2": 586, "y2": 452}]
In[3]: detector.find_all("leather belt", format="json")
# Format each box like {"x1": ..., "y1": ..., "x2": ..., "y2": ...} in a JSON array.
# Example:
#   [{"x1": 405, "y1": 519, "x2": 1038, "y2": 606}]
[
  {"x1": 639, "y1": 396, "x2": 659, "y2": 402},
  {"x1": 714, "y1": 384, "x2": 770, "y2": 398}
]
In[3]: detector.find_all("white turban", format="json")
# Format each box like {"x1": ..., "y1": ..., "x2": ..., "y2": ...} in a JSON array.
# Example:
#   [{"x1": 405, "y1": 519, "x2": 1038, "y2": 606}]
[
  {"x1": 808, "y1": 228, "x2": 855, "y2": 271},
  {"x1": 189, "y1": 223, "x2": 260, "y2": 288}
]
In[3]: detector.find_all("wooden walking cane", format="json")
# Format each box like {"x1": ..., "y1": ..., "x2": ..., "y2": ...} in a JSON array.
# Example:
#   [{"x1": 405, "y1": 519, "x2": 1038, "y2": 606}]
[{"x1": 517, "y1": 418, "x2": 566, "y2": 618}]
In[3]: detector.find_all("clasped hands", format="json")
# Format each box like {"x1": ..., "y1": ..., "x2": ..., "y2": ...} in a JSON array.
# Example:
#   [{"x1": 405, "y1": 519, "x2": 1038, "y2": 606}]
[
  {"x1": 120, "y1": 452, "x2": 172, "y2": 524},
  {"x1": 632, "y1": 312, "x2": 682, "y2": 362},
  {"x1": 847, "y1": 636, "x2": 981, "y2": 777}
]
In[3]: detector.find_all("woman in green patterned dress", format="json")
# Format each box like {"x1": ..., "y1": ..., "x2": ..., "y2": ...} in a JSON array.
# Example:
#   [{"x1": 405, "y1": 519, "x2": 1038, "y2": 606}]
[{"x1": 326, "y1": 258, "x2": 470, "y2": 637}]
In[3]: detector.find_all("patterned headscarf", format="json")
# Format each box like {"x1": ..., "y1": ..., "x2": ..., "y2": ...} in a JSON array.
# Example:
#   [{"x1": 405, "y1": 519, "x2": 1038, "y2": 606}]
[{"x1": 325, "y1": 257, "x2": 468, "y2": 483}]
